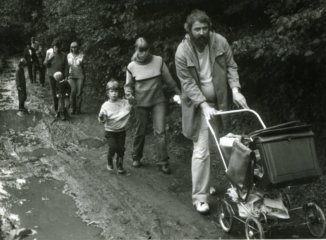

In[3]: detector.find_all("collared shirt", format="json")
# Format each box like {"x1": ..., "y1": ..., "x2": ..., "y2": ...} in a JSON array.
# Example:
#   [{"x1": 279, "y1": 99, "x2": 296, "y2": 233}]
[{"x1": 67, "y1": 52, "x2": 84, "y2": 79}]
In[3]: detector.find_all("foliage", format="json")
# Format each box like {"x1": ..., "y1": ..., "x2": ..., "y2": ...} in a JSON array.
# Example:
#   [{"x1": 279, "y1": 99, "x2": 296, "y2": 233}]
[
  {"x1": 1, "y1": 0, "x2": 325, "y2": 140},
  {"x1": 0, "y1": 0, "x2": 43, "y2": 55},
  {"x1": 229, "y1": 0, "x2": 326, "y2": 137}
]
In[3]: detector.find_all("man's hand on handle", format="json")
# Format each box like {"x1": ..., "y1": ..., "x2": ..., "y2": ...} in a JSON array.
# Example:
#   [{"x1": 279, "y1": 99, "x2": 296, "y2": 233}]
[{"x1": 200, "y1": 102, "x2": 220, "y2": 120}]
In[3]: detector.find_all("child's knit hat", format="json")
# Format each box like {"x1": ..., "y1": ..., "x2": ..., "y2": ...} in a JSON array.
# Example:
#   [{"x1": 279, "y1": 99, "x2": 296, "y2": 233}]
[{"x1": 53, "y1": 71, "x2": 63, "y2": 81}]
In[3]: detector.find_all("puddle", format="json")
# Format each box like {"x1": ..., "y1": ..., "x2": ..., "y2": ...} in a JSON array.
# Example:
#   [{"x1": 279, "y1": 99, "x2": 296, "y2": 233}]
[
  {"x1": 7, "y1": 177, "x2": 103, "y2": 240},
  {"x1": 0, "y1": 110, "x2": 42, "y2": 134},
  {"x1": 21, "y1": 148, "x2": 57, "y2": 158},
  {"x1": 78, "y1": 138, "x2": 105, "y2": 148}
]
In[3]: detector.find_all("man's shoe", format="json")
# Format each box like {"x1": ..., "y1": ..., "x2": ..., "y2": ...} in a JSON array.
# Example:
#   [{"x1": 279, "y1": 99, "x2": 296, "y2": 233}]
[
  {"x1": 117, "y1": 166, "x2": 126, "y2": 174},
  {"x1": 132, "y1": 160, "x2": 141, "y2": 168},
  {"x1": 159, "y1": 164, "x2": 171, "y2": 174},
  {"x1": 194, "y1": 202, "x2": 210, "y2": 214},
  {"x1": 106, "y1": 164, "x2": 114, "y2": 172}
]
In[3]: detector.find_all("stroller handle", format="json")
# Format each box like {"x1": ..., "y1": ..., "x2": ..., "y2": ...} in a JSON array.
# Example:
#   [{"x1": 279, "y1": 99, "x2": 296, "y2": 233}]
[
  {"x1": 212, "y1": 109, "x2": 267, "y2": 129},
  {"x1": 206, "y1": 108, "x2": 266, "y2": 171}
]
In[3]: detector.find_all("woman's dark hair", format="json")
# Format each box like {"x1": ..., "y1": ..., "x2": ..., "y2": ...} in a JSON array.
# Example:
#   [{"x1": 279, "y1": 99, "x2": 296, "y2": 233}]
[
  {"x1": 184, "y1": 9, "x2": 212, "y2": 33},
  {"x1": 52, "y1": 38, "x2": 62, "y2": 48}
]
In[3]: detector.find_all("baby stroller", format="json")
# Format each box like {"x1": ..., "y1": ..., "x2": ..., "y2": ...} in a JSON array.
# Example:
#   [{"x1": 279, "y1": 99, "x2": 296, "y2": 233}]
[{"x1": 207, "y1": 109, "x2": 326, "y2": 239}]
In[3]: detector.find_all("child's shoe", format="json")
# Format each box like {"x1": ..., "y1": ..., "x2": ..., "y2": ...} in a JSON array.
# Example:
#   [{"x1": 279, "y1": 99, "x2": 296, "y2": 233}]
[
  {"x1": 107, "y1": 158, "x2": 114, "y2": 172},
  {"x1": 117, "y1": 157, "x2": 126, "y2": 174},
  {"x1": 61, "y1": 112, "x2": 67, "y2": 121},
  {"x1": 159, "y1": 164, "x2": 171, "y2": 174},
  {"x1": 62, "y1": 109, "x2": 69, "y2": 120},
  {"x1": 132, "y1": 160, "x2": 142, "y2": 168},
  {"x1": 106, "y1": 164, "x2": 114, "y2": 172}
]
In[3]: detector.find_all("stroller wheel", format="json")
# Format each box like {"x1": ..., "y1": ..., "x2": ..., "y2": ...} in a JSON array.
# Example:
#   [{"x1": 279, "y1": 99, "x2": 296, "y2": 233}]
[
  {"x1": 218, "y1": 200, "x2": 234, "y2": 233},
  {"x1": 304, "y1": 202, "x2": 326, "y2": 238},
  {"x1": 245, "y1": 216, "x2": 264, "y2": 240}
]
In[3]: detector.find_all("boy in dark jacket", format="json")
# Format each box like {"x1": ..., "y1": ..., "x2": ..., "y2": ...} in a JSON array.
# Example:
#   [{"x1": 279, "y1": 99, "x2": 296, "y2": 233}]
[{"x1": 15, "y1": 58, "x2": 28, "y2": 112}]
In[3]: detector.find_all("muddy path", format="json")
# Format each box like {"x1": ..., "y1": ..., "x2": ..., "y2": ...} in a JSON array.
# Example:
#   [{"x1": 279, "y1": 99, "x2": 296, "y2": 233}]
[
  {"x1": 0, "y1": 58, "x2": 230, "y2": 239},
  {"x1": 1, "y1": 58, "x2": 325, "y2": 240}
]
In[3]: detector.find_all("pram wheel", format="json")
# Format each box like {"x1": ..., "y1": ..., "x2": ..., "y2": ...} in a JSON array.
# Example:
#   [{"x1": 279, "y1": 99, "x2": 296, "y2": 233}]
[
  {"x1": 218, "y1": 200, "x2": 234, "y2": 232},
  {"x1": 304, "y1": 202, "x2": 326, "y2": 238},
  {"x1": 245, "y1": 216, "x2": 264, "y2": 240}
]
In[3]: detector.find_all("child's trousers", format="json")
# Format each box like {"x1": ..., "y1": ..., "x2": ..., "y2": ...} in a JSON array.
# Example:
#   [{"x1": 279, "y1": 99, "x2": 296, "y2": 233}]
[
  {"x1": 58, "y1": 96, "x2": 70, "y2": 113},
  {"x1": 105, "y1": 131, "x2": 126, "y2": 165}
]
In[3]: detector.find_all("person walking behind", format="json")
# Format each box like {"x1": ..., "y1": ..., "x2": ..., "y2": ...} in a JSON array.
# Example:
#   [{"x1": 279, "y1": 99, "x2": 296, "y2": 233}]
[
  {"x1": 31, "y1": 37, "x2": 37, "y2": 50},
  {"x1": 44, "y1": 39, "x2": 68, "y2": 117},
  {"x1": 53, "y1": 71, "x2": 71, "y2": 120},
  {"x1": 98, "y1": 79, "x2": 134, "y2": 174},
  {"x1": 15, "y1": 58, "x2": 28, "y2": 113},
  {"x1": 35, "y1": 43, "x2": 46, "y2": 87},
  {"x1": 175, "y1": 9, "x2": 249, "y2": 214},
  {"x1": 23, "y1": 42, "x2": 37, "y2": 83},
  {"x1": 124, "y1": 37, "x2": 181, "y2": 174},
  {"x1": 67, "y1": 41, "x2": 85, "y2": 114}
]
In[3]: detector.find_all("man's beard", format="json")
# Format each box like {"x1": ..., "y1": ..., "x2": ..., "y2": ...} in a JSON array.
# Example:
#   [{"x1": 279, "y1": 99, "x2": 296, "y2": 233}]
[{"x1": 190, "y1": 34, "x2": 209, "y2": 49}]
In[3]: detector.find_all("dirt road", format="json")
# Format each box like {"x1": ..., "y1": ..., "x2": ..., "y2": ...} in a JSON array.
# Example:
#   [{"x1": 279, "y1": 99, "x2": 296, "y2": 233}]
[
  {"x1": 0, "y1": 58, "x2": 231, "y2": 239},
  {"x1": 1, "y1": 58, "x2": 325, "y2": 240}
]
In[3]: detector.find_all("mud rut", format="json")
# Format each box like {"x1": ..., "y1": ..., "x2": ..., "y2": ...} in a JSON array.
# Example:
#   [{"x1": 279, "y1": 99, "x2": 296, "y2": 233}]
[{"x1": 0, "y1": 58, "x2": 234, "y2": 239}]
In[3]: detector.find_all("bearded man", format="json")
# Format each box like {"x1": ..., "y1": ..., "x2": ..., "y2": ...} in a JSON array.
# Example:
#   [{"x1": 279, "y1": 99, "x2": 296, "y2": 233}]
[{"x1": 175, "y1": 9, "x2": 249, "y2": 214}]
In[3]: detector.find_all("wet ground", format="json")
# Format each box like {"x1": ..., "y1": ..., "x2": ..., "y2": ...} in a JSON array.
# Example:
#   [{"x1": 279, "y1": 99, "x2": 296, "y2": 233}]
[
  {"x1": 7, "y1": 178, "x2": 102, "y2": 240},
  {"x1": 0, "y1": 58, "x2": 225, "y2": 239},
  {"x1": 1, "y1": 58, "x2": 325, "y2": 239}
]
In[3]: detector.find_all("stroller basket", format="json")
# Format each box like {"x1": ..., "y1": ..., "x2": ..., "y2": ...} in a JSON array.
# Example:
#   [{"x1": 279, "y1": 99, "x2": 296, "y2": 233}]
[
  {"x1": 212, "y1": 109, "x2": 326, "y2": 239},
  {"x1": 207, "y1": 109, "x2": 322, "y2": 189},
  {"x1": 251, "y1": 123, "x2": 322, "y2": 188}
]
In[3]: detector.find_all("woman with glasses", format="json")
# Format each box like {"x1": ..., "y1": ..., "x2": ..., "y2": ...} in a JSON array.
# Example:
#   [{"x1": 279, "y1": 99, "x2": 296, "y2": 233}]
[
  {"x1": 124, "y1": 37, "x2": 181, "y2": 174},
  {"x1": 67, "y1": 41, "x2": 85, "y2": 114}
]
